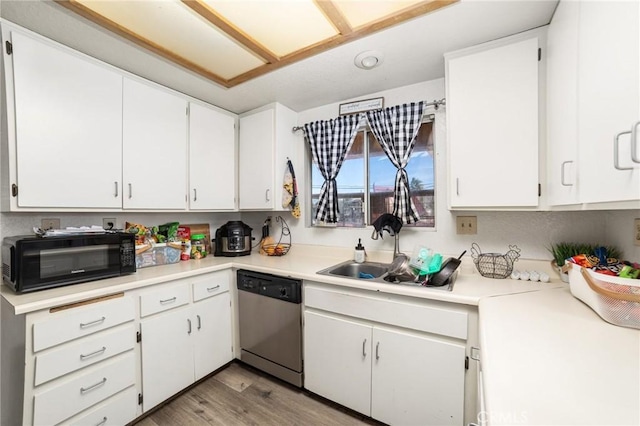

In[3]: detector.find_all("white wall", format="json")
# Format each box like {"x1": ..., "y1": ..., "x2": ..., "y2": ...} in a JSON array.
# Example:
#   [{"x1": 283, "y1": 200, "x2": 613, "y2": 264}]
[{"x1": 238, "y1": 79, "x2": 637, "y2": 262}]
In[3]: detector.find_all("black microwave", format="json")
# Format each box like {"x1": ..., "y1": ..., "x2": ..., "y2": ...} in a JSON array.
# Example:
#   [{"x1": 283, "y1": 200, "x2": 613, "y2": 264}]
[{"x1": 2, "y1": 233, "x2": 136, "y2": 293}]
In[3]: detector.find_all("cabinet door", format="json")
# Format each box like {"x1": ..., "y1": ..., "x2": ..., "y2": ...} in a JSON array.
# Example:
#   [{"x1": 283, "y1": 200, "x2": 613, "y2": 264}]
[
  {"x1": 578, "y1": 1, "x2": 640, "y2": 203},
  {"x1": 123, "y1": 78, "x2": 187, "y2": 209},
  {"x1": 193, "y1": 292, "x2": 232, "y2": 381},
  {"x1": 189, "y1": 103, "x2": 236, "y2": 210},
  {"x1": 10, "y1": 32, "x2": 122, "y2": 208},
  {"x1": 371, "y1": 327, "x2": 465, "y2": 426},
  {"x1": 238, "y1": 109, "x2": 274, "y2": 209},
  {"x1": 546, "y1": 0, "x2": 580, "y2": 206},
  {"x1": 447, "y1": 37, "x2": 539, "y2": 208},
  {"x1": 303, "y1": 311, "x2": 372, "y2": 416},
  {"x1": 140, "y1": 306, "x2": 193, "y2": 411}
]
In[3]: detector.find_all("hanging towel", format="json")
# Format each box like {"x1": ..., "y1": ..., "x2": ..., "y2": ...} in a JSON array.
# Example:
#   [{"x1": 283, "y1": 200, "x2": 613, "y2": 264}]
[{"x1": 282, "y1": 159, "x2": 300, "y2": 218}]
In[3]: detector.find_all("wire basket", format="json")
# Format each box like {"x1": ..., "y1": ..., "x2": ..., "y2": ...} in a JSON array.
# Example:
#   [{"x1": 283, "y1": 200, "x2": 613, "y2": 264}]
[
  {"x1": 261, "y1": 216, "x2": 291, "y2": 257},
  {"x1": 262, "y1": 243, "x2": 291, "y2": 256},
  {"x1": 470, "y1": 243, "x2": 521, "y2": 279}
]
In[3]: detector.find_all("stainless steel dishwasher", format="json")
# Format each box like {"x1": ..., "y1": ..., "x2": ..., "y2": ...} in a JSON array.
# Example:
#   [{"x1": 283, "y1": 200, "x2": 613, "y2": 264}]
[{"x1": 236, "y1": 270, "x2": 302, "y2": 387}]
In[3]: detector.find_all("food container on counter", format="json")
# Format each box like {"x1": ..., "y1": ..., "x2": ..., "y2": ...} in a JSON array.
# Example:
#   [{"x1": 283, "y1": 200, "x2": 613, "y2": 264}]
[
  {"x1": 566, "y1": 262, "x2": 640, "y2": 329},
  {"x1": 135, "y1": 243, "x2": 181, "y2": 269},
  {"x1": 191, "y1": 234, "x2": 207, "y2": 259}
]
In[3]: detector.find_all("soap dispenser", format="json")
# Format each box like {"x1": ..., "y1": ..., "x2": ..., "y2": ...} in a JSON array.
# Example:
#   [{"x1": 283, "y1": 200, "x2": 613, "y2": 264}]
[{"x1": 354, "y1": 239, "x2": 365, "y2": 263}]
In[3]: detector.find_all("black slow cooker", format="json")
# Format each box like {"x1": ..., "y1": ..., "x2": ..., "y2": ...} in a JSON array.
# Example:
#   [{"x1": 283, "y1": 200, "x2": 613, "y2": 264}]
[{"x1": 214, "y1": 221, "x2": 253, "y2": 257}]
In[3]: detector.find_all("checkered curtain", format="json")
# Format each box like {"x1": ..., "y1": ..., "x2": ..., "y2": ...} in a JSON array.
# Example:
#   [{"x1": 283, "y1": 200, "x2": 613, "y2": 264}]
[
  {"x1": 305, "y1": 114, "x2": 364, "y2": 223},
  {"x1": 366, "y1": 101, "x2": 425, "y2": 224}
]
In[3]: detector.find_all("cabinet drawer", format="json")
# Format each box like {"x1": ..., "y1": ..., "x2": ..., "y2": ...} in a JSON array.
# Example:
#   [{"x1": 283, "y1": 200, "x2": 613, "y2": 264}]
[
  {"x1": 33, "y1": 352, "x2": 135, "y2": 426},
  {"x1": 35, "y1": 324, "x2": 135, "y2": 386},
  {"x1": 63, "y1": 386, "x2": 138, "y2": 426},
  {"x1": 33, "y1": 297, "x2": 135, "y2": 352},
  {"x1": 305, "y1": 285, "x2": 468, "y2": 340},
  {"x1": 192, "y1": 271, "x2": 229, "y2": 302},
  {"x1": 140, "y1": 282, "x2": 189, "y2": 317}
]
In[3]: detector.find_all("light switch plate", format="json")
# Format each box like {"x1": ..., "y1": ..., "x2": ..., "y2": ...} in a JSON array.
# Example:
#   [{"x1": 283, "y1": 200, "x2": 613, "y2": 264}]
[{"x1": 635, "y1": 218, "x2": 640, "y2": 246}]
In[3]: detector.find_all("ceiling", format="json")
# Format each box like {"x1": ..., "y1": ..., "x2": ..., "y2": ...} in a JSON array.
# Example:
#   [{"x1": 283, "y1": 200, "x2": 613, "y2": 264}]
[
  {"x1": 0, "y1": 0, "x2": 558, "y2": 114},
  {"x1": 54, "y1": 0, "x2": 457, "y2": 88}
]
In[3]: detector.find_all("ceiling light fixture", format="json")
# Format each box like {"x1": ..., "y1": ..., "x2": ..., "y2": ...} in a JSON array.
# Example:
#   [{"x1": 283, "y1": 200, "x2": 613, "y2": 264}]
[{"x1": 354, "y1": 50, "x2": 384, "y2": 70}]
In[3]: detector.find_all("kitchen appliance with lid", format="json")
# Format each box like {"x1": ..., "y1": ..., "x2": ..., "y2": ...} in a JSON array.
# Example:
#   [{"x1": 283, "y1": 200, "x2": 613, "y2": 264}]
[{"x1": 214, "y1": 221, "x2": 253, "y2": 257}]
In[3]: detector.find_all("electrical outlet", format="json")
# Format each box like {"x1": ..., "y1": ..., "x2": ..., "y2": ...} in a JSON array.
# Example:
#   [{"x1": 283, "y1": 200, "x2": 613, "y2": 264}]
[
  {"x1": 635, "y1": 218, "x2": 640, "y2": 247},
  {"x1": 103, "y1": 218, "x2": 117, "y2": 230},
  {"x1": 456, "y1": 216, "x2": 477, "y2": 235},
  {"x1": 41, "y1": 218, "x2": 60, "y2": 230}
]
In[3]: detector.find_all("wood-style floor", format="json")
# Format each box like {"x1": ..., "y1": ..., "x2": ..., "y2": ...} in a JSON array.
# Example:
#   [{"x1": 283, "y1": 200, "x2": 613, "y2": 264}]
[{"x1": 133, "y1": 362, "x2": 382, "y2": 426}]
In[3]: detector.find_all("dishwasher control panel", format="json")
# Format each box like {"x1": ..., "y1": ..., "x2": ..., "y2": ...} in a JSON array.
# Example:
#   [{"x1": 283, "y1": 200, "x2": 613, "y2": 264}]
[{"x1": 236, "y1": 270, "x2": 301, "y2": 304}]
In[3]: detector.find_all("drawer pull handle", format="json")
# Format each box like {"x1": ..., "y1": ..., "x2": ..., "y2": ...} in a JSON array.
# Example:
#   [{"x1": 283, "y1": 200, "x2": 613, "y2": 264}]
[
  {"x1": 96, "y1": 416, "x2": 108, "y2": 426},
  {"x1": 207, "y1": 285, "x2": 221, "y2": 292},
  {"x1": 80, "y1": 346, "x2": 107, "y2": 361},
  {"x1": 362, "y1": 338, "x2": 367, "y2": 357},
  {"x1": 187, "y1": 318, "x2": 192, "y2": 335},
  {"x1": 80, "y1": 317, "x2": 106, "y2": 329},
  {"x1": 160, "y1": 297, "x2": 177, "y2": 304},
  {"x1": 375, "y1": 342, "x2": 380, "y2": 360},
  {"x1": 197, "y1": 314, "x2": 202, "y2": 330},
  {"x1": 80, "y1": 377, "x2": 107, "y2": 394}
]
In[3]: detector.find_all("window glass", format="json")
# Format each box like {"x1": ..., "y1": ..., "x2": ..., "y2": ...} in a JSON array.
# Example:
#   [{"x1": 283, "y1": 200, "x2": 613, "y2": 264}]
[
  {"x1": 369, "y1": 122, "x2": 435, "y2": 227},
  {"x1": 310, "y1": 121, "x2": 434, "y2": 228}
]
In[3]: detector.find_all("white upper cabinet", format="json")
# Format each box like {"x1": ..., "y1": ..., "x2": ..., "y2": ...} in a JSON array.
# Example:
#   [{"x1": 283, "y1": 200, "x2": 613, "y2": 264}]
[
  {"x1": 577, "y1": 0, "x2": 640, "y2": 205},
  {"x1": 122, "y1": 78, "x2": 188, "y2": 210},
  {"x1": 446, "y1": 34, "x2": 540, "y2": 209},
  {"x1": 2, "y1": 23, "x2": 236, "y2": 212},
  {"x1": 7, "y1": 31, "x2": 123, "y2": 209},
  {"x1": 546, "y1": 0, "x2": 580, "y2": 206},
  {"x1": 238, "y1": 103, "x2": 296, "y2": 210},
  {"x1": 188, "y1": 102, "x2": 236, "y2": 210}
]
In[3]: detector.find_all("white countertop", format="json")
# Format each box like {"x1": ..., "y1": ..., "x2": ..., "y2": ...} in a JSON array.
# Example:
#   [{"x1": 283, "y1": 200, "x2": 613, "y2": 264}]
[
  {"x1": 479, "y1": 287, "x2": 640, "y2": 426},
  {"x1": 1, "y1": 244, "x2": 563, "y2": 314}
]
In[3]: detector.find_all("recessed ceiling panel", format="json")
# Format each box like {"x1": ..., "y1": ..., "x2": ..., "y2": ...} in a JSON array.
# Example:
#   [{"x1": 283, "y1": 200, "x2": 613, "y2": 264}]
[
  {"x1": 203, "y1": 0, "x2": 339, "y2": 57},
  {"x1": 76, "y1": 0, "x2": 265, "y2": 79},
  {"x1": 334, "y1": 0, "x2": 424, "y2": 29}
]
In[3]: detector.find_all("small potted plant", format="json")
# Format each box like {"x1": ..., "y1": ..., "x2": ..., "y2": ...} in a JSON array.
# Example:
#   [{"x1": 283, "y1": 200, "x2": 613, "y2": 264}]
[{"x1": 548, "y1": 242, "x2": 622, "y2": 282}]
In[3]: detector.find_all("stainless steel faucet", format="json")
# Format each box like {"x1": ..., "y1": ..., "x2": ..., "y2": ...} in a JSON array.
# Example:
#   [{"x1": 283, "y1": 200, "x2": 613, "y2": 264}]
[{"x1": 393, "y1": 233, "x2": 405, "y2": 260}]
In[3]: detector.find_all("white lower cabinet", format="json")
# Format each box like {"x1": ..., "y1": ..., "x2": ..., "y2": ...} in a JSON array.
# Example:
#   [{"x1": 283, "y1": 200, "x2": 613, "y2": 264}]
[
  {"x1": 33, "y1": 353, "x2": 136, "y2": 426},
  {"x1": 193, "y1": 292, "x2": 233, "y2": 381},
  {"x1": 0, "y1": 295, "x2": 139, "y2": 426},
  {"x1": 140, "y1": 272, "x2": 232, "y2": 411},
  {"x1": 304, "y1": 312, "x2": 372, "y2": 415},
  {"x1": 303, "y1": 283, "x2": 470, "y2": 426},
  {"x1": 0, "y1": 270, "x2": 235, "y2": 425},
  {"x1": 371, "y1": 327, "x2": 465, "y2": 426},
  {"x1": 64, "y1": 386, "x2": 138, "y2": 426}
]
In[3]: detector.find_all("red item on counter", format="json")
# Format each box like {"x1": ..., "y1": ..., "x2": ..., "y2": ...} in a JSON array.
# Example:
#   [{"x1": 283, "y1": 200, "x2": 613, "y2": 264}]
[{"x1": 177, "y1": 226, "x2": 191, "y2": 261}]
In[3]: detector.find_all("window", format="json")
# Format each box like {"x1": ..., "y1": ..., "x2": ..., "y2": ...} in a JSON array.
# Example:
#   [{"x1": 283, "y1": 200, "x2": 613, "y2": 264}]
[{"x1": 310, "y1": 119, "x2": 435, "y2": 228}]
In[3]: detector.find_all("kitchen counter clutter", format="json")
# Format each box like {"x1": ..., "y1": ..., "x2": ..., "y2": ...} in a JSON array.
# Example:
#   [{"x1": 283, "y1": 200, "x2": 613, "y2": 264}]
[
  {"x1": 0, "y1": 244, "x2": 563, "y2": 315},
  {"x1": 2, "y1": 244, "x2": 637, "y2": 426}
]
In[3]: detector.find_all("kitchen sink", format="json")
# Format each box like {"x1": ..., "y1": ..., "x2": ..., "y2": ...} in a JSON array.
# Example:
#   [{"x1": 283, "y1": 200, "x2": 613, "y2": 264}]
[
  {"x1": 317, "y1": 260, "x2": 390, "y2": 279},
  {"x1": 317, "y1": 259, "x2": 455, "y2": 291}
]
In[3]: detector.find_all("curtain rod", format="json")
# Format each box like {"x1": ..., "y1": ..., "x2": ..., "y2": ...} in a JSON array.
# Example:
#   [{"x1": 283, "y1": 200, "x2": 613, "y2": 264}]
[{"x1": 292, "y1": 98, "x2": 446, "y2": 133}]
